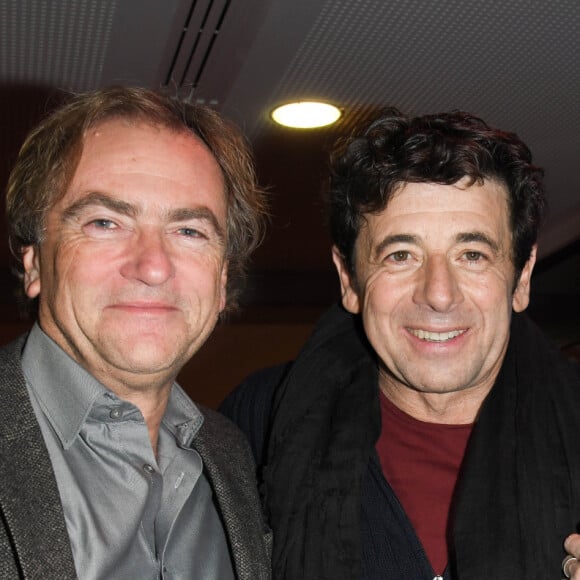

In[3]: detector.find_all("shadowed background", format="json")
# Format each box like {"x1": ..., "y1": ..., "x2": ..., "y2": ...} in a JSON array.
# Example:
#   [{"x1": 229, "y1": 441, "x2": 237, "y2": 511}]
[{"x1": 1, "y1": 0, "x2": 578, "y2": 407}]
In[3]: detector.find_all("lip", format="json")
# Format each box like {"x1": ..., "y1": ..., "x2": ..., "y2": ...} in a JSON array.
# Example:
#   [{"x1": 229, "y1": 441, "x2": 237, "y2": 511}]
[{"x1": 108, "y1": 302, "x2": 178, "y2": 313}]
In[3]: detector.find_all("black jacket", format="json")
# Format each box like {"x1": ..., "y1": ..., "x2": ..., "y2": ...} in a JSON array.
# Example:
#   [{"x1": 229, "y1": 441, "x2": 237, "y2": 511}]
[{"x1": 221, "y1": 304, "x2": 580, "y2": 580}]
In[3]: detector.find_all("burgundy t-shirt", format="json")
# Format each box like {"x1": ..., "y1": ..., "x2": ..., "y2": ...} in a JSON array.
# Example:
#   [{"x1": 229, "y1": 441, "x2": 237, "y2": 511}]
[{"x1": 376, "y1": 392, "x2": 473, "y2": 575}]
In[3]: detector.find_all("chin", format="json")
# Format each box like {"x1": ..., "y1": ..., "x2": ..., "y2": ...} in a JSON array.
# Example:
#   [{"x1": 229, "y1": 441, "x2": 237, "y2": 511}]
[
  {"x1": 408, "y1": 373, "x2": 469, "y2": 394},
  {"x1": 111, "y1": 341, "x2": 182, "y2": 370}
]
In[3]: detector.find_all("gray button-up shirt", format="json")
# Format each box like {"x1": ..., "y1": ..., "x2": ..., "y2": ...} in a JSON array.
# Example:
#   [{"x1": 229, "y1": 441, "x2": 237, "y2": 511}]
[{"x1": 22, "y1": 324, "x2": 235, "y2": 580}]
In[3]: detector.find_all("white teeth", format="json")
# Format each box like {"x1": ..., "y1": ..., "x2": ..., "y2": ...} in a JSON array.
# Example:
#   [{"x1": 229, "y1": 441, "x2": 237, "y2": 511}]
[{"x1": 410, "y1": 329, "x2": 465, "y2": 342}]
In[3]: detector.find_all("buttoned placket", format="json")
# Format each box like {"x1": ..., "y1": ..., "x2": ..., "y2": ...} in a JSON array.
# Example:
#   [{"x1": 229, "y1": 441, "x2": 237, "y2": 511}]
[
  {"x1": 102, "y1": 398, "x2": 165, "y2": 565},
  {"x1": 155, "y1": 422, "x2": 202, "y2": 578},
  {"x1": 101, "y1": 396, "x2": 205, "y2": 579}
]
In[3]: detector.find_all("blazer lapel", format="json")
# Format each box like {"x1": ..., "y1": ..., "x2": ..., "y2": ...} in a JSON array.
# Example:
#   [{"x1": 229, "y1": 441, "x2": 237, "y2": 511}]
[
  {"x1": 0, "y1": 337, "x2": 77, "y2": 578},
  {"x1": 193, "y1": 408, "x2": 271, "y2": 580}
]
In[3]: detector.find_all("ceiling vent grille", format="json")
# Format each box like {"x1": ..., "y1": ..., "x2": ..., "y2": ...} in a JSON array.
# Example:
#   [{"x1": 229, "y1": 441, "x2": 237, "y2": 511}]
[{"x1": 163, "y1": 0, "x2": 231, "y2": 101}]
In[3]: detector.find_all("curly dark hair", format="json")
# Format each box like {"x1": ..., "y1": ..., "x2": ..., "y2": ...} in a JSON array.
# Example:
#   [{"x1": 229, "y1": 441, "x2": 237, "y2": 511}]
[
  {"x1": 6, "y1": 86, "x2": 268, "y2": 313},
  {"x1": 329, "y1": 107, "x2": 546, "y2": 283}
]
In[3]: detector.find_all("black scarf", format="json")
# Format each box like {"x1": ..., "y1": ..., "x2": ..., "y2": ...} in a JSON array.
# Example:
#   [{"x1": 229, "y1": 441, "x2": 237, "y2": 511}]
[
  {"x1": 265, "y1": 306, "x2": 380, "y2": 579},
  {"x1": 265, "y1": 305, "x2": 580, "y2": 579},
  {"x1": 451, "y1": 312, "x2": 580, "y2": 578}
]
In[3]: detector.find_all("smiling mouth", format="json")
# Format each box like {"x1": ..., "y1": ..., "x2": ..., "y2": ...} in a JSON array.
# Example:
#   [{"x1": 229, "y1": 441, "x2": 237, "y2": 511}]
[{"x1": 408, "y1": 328, "x2": 466, "y2": 342}]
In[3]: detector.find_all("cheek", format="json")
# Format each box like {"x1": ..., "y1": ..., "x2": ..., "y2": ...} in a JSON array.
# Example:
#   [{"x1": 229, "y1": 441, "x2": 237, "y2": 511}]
[
  {"x1": 466, "y1": 274, "x2": 514, "y2": 313},
  {"x1": 48, "y1": 249, "x2": 116, "y2": 309},
  {"x1": 363, "y1": 272, "x2": 407, "y2": 315},
  {"x1": 179, "y1": 256, "x2": 226, "y2": 298},
  {"x1": 55, "y1": 256, "x2": 98, "y2": 288},
  {"x1": 360, "y1": 283, "x2": 406, "y2": 349}
]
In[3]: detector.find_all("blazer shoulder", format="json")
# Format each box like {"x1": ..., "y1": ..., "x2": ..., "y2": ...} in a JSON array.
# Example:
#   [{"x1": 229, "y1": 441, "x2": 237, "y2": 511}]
[
  {"x1": 0, "y1": 334, "x2": 28, "y2": 374},
  {"x1": 0, "y1": 333, "x2": 77, "y2": 577},
  {"x1": 199, "y1": 406, "x2": 252, "y2": 449},
  {"x1": 0, "y1": 334, "x2": 35, "y2": 441}
]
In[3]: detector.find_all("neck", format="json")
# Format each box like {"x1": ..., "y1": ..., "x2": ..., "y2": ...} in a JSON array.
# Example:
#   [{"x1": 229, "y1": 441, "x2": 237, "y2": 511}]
[{"x1": 379, "y1": 375, "x2": 491, "y2": 425}]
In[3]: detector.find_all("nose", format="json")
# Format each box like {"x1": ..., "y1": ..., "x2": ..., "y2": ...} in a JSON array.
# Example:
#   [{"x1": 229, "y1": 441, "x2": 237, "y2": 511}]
[
  {"x1": 413, "y1": 254, "x2": 463, "y2": 312},
  {"x1": 120, "y1": 229, "x2": 175, "y2": 286}
]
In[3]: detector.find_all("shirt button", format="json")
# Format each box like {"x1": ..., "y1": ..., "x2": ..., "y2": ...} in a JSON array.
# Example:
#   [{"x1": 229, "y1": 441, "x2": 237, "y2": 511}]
[
  {"x1": 143, "y1": 463, "x2": 155, "y2": 474},
  {"x1": 109, "y1": 407, "x2": 122, "y2": 419}
]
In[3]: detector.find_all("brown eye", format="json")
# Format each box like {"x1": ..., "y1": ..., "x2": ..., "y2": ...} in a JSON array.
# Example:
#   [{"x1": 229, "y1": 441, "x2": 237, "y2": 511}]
[{"x1": 390, "y1": 250, "x2": 410, "y2": 262}]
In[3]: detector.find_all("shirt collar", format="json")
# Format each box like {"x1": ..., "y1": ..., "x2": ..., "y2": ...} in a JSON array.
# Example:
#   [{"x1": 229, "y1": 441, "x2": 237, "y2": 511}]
[
  {"x1": 162, "y1": 383, "x2": 204, "y2": 448},
  {"x1": 21, "y1": 324, "x2": 204, "y2": 449}
]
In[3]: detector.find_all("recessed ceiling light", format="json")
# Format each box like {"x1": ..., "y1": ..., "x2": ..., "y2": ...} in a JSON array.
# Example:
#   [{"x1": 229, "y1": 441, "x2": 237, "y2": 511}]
[{"x1": 271, "y1": 101, "x2": 342, "y2": 129}]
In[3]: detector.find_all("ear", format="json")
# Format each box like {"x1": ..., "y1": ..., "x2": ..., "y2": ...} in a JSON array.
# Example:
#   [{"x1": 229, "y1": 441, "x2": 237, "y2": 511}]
[
  {"x1": 218, "y1": 261, "x2": 228, "y2": 313},
  {"x1": 331, "y1": 246, "x2": 361, "y2": 314},
  {"x1": 22, "y1": 245, "x2": 42, "y2": 299},
  {"x1": 512, "y1": 245, "x2": 537, "y2": 313}
]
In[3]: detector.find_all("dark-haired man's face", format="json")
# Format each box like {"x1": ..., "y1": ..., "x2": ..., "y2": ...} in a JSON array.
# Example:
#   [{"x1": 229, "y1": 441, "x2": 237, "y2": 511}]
[{"x1": 333, "y1": 177, "x2": 536, "y2": 418}]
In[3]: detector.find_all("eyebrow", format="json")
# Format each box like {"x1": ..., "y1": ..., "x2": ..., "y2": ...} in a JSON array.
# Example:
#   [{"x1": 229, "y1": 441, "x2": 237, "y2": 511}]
[
  {"x1": 456, "y1": 231, "x2": 499, "y2": 253},
  {"x1": 373, "y1": 231, "x2": 500, "y2": 260},
  {"x1": 374, "y1": 234, "x2": 418, "y2": 260},
  {"x1": 62, "y1": 192, "x2": 136, "y2": 220},
  {"x1": 62, "y1": 191, "x2": 226, "y2": 242}
]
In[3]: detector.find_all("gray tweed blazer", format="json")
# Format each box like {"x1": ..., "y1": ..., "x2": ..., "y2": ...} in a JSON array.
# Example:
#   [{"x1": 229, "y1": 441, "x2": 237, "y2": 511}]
[{"x1": 0, "y1": 335, "x2": 272, "y2": 579}]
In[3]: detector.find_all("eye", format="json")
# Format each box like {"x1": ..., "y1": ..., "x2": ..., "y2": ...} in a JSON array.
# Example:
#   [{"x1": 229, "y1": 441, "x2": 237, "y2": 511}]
[
  {"x1": 88, "y1": 218, "x2": 117, "y2": 229},
  {"x1": 387, "y1": 250, "x2": 411, "y2": 262},
  {"x1": 464, "y1": 251, "x2": 484, "y2": 262},
  {"x1": 178, "y1": 227, "x2": 207, "y2": 239}
]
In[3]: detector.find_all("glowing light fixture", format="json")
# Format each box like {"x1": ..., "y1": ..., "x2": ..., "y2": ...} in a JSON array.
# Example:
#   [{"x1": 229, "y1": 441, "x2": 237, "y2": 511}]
[{"x1": 271, "y1": 101, "x2": 342, "y2": 129}]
